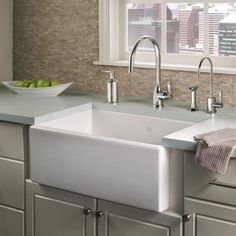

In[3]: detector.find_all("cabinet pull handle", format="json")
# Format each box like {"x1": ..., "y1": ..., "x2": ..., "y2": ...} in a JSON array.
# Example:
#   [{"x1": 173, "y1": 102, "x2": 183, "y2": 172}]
[
  {"x1": 183, "y1": 214, "x2": 192, "y2": 222},
  {"x1": 83, "y1": 208, "x2": 92, "y2": 216},
  {"x1": 95, "y1": 211, "x2": 103, "y2": 218},
  {"x1": 209, "y1": 179, "x2": 236, "y2": 189}
]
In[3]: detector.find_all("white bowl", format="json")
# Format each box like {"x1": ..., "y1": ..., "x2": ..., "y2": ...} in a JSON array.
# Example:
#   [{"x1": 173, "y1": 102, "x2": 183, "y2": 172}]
[{"x1": 2, "y1": 81, "x2": 73, "y2": 97}]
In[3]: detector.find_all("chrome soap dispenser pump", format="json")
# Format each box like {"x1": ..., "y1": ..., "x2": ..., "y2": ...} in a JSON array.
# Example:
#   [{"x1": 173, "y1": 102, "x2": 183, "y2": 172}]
[{"x1": 103, "y1": 70, "x2": 119, "y2": 105}]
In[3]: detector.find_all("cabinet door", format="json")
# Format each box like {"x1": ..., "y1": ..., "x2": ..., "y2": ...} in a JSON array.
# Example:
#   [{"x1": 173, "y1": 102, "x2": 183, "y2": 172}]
[
  {"x1": 0, "y1": 157, "x2": 25, "y2": 209},
  {"x1": 26, "y1": 180, "x2": 96, "y2": 236},
  {"x1": 98, "y1": 200, "x2": 182, "y2": 236},
  {"x1": 185, "y1": 197, "x2": 236, "y2": 236},
  {"x1": 0, "y1": 204, "x2": 24, "y2": 236},
  {"x1": 0, "y1": 122, "x2": 26, "y2": 161},
  {"x1": 184, "y1": 151, "x2": 236, "y2": 207}
]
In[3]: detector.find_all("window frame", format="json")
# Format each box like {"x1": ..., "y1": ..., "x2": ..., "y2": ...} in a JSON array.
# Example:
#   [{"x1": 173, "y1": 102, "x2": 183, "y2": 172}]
[{"x1": 97, "y1": 0, "x2": 236, "y2": 74}]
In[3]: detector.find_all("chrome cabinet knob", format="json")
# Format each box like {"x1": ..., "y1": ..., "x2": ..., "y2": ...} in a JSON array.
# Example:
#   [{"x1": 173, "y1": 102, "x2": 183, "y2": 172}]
[
  {"x1": 95, "y1": 211, "x2": 104, "y2": 218},
  {"x1": 183, "y1": 214, "x2": 192, "y2": 222},
  {"x1": 83, "y1": 208, "x2": 92, "y2": 216}
]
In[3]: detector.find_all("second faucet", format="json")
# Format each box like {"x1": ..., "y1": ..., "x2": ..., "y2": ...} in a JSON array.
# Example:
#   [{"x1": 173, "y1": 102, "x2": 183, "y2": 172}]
[{"x1": 198, "y1": 57, "x2": 223, "y2": 115}]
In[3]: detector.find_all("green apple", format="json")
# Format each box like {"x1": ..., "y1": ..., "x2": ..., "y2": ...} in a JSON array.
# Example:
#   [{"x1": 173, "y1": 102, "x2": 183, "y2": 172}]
[
  {"x1": 15, "y1": 80, "x2": 30, "y2": 87},
  {"x1": 22, "y1": 80, "x2": 30, "y2": 87},
  {"x1": 50, "y1": 80, "x2": 61, "y2": 86},
  {"x1": 37, "y1": 79, "x2": 50, "y2": 87},
  {"x1": 15, "y1": 81, "x2": 25, "y2": 87},
  {"x1": 29, "y1": 81, "x2": 37, "y2": 88}
]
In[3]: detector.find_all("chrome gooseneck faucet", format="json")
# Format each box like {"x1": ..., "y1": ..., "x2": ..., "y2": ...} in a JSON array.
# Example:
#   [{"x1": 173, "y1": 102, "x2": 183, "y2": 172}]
[
  {"x1": 128, "y1": 36, "x2": 171, "y2": 110},
  {"x1": 198, "y1": 57, "x2": 223, "y2": 115}
]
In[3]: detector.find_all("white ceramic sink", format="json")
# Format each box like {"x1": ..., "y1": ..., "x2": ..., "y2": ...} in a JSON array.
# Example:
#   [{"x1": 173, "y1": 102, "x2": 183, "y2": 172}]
[{"x1": 30, "y1": 108, "x2": 192, "y2": 212}]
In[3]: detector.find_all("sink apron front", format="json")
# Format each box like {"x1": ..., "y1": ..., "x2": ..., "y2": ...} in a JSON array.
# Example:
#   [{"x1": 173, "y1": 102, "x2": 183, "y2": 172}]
[{"x1": 30, "y1": 127, "x2": 169, "y2": 212}]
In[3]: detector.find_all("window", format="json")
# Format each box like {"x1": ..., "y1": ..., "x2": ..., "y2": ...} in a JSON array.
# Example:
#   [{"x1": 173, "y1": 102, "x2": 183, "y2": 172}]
[
  {"x1": 98, "y1": 0, "x2": 236, "y2": 72},
  {"x1": 166, "y1": 3, "x2": 204, "y2": 54},
  {"x1": 127, "y1": 3, "x2": 163, "y2": 52},
  {"x1": 208, "y1": 3, "x2": 236, "y2": 57}
]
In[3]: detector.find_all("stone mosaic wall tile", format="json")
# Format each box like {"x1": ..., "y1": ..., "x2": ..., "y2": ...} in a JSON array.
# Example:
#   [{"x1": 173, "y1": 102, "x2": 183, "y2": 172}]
[
  {"x1": 233, "y1": 78, "x2": 236, "y2": 106},
  {"x1": 13, "y1": 0, "x2": 236, "y2": 107}
]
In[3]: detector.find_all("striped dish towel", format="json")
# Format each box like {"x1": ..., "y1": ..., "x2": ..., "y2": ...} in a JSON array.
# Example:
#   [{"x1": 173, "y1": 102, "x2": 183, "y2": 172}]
[{"x1": 194, "y1": 128, "x2": 236, "y2": 175}]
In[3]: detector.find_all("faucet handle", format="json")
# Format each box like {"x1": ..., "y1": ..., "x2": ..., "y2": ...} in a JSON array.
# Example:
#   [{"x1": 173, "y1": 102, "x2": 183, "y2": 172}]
[
  {"x1": 167, "y1": 81, "x2": 171, "y2": 97},
  {"x1": 102, "y1": 70, "x2": 115, "y2": 80},
  {"x1": 159, "y1": 81, "x2": 171, "y2": 97},
  {"x1": 212, "y1": 90, "x2": 223, "y2": 109},
  {"x1": 219, "y1": 90, "x2": 223, "y2": 104},
  {"x1": 188, "y1": 85, "x2": 198, "y2": 91}
]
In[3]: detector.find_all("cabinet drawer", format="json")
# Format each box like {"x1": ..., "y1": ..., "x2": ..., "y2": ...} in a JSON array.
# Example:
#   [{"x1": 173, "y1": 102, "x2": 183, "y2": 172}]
[
  {"x1": 184, "y1": 151, "x2": 236, "y2": 206},
  {"x1": 0, "y1": 122, "x2": 25, "y2": 161},
  {"x1": 0, "y1": 204, "x2": 24, "y2": 236},
  {"x1": 0, "y1": 157, "x2": 25, "y2": 209}
]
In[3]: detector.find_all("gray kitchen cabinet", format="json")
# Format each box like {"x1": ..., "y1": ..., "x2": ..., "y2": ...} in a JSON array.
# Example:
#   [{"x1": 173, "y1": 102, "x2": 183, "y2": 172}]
[
  {"x1": 26, "y1": 180, "x2": 96, "y2": 236},
  {"x1": 184, "y1": 151, "x2": 236, "y2": 207},
  {"x1": 0, "y1": 121, "x2": 26, "y2": 161},
  {"x1": 26, "y1": 180, "x2": 182, "y2": 236},
  {"x1": 0, "y1": 204, "x2": 24, "y2": 236},
  {"x1": 0, "y1": 156, "x2": 25, "y2": 209},
  {"x1": 184, "y1": 197, "x2": 236, "y2": 236},
  {"x1": 0, "y1": 121, "x2": 28, "y2": 236},
  {"x1": 184, "y1": 152, "x2": 236, "y2": 236},
  {"x1": 97, "y1": 199, "x2": 182, "y2": 236}
]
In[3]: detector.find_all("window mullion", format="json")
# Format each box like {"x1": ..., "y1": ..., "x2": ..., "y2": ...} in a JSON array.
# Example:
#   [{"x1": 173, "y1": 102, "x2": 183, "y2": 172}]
[
  {"x1": 204, "y1": 1, "x2": 209, "y2": 55},
  {"x1": 162, "y1": 0, "x2": 167, "y2": 56},
  {"x1": 99, "y1": 0, "x2": 110, "y2": 61}
]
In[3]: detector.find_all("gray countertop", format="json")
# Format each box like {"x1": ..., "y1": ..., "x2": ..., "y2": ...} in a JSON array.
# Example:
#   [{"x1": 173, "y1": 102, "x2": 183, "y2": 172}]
[
  {"x1": 0, "y1": 87, "x2": 96, "y2": 124},
  {"x1": 0, "y1": 86, "x2": 236, "y2": 155},
  {"x1": 0, "y1": 86, "x2": 210, "y2": 125},
  {"x1": 162, "y1": 116, "x2": 236, "y2": 156}
]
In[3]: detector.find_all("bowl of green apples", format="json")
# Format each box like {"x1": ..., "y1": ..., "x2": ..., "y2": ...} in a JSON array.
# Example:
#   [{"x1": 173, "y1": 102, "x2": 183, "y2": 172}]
[{"x1": 2, "y1": 80, "x2": 72, "y2": 97}]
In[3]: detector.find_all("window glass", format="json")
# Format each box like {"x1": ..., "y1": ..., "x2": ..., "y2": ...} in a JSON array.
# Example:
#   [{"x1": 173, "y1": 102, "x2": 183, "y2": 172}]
[
  {"x1": 167, "y1": 3, "x2": 204, "y2": 54},
  {"x1": 106, "y1": 1, "x2": 236, "y2": 67},
  {"x1": 208, "y1": 3, "x2": 236, "y2": 56},
  {"x1": 127, "y1": 3, "x2": 162, "y2": 51}
]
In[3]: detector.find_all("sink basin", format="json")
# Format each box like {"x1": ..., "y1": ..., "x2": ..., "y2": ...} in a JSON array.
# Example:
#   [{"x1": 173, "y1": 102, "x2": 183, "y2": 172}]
[{"x1": 30, "y1": 107, "x2": 192, "y2": 212}]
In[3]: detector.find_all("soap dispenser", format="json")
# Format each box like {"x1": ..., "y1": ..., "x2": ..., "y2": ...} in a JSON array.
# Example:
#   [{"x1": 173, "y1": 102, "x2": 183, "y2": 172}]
[{"x1": 103, "y1": 70, "x2": 118, "y2": 105}]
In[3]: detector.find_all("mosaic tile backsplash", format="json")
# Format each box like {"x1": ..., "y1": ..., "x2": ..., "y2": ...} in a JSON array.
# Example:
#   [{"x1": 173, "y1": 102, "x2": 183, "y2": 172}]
[{"x1": 13, "y1": 0, "x2": 236, "y2": 107}]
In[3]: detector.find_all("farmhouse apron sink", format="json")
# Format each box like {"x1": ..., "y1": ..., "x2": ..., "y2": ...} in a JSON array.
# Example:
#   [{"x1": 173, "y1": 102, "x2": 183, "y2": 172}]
[{"x1": 30, "y1": 106, "x2": 191, "y2": 212}]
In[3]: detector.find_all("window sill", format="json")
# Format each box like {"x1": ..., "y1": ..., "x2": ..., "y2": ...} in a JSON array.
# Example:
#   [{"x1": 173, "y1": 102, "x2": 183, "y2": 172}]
[{"x1": 93, "y1": 60, "x2": 236, "y2": 75}]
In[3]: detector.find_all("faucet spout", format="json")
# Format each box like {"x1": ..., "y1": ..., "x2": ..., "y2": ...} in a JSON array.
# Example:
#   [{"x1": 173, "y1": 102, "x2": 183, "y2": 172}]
[
  {"x1": 129, "y1": 36, "x2": 161, "y2": 91},
  {"x1": 197, "y1": 57, "x2": 223, "y2": 114},
  {"x1": 197, "y1": 57, "x2": 213, "y2": 97},
  {"x1": 128, "y1": 36, "x2": 169, "y2": 109}
]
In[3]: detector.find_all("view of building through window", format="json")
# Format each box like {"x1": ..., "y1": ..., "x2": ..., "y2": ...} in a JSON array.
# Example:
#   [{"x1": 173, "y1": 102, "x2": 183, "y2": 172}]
[
  {"x1": 208, "y1": 3, "x2": 236, "y2": 56},
  {"x1": 167, "y1": 3, "x2": 203, "y2": 54},
  {"x1": 127, "y1": 3, "x2": 162, "y2": 51},
  {"x1": 127, "y1": 3, "x2": 236, "y2": 56}
]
